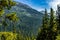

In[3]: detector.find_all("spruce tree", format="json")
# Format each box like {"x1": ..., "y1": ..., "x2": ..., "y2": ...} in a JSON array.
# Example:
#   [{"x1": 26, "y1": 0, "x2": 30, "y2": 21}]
[
  {"x1": 49, "y1": 8, "x2": 57, "y2": 40},
  {"x1": 45, "y1": 8, "x2": 57, "y2": 40},
  {"x1": 36, "y1": 8, "x2": 58, "y2": 40},
  {"x1": 36, "y1": 9, "x2": 49, "y2": 40}
]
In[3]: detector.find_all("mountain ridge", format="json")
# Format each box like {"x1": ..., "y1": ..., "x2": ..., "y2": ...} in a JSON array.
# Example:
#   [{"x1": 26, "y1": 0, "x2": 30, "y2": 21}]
[{"x1": 4, "y1": 2, "x2": 44, "y2": 36}]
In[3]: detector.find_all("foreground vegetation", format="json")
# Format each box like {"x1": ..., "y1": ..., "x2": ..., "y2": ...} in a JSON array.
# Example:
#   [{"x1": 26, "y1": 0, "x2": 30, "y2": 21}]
[{"x1": 0, "y1": 32, "x2": 17, "y2": 40}]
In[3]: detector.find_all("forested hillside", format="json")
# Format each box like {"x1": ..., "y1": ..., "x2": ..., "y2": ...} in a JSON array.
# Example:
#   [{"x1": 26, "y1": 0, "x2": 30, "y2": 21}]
[{"x1": 4, "y1": 1, "x2": 44, "y2": 36}]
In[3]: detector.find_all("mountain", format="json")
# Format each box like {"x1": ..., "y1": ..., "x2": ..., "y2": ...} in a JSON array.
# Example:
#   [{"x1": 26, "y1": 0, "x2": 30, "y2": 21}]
[{"x1": 4, "y1": 2, "x2": 44, "y2": 36}]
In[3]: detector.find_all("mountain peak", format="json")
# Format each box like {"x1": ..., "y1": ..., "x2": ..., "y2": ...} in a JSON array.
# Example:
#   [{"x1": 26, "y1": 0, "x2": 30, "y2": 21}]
[{"x1": 16, "y1": 2, "x2": 31, "y2": 9}]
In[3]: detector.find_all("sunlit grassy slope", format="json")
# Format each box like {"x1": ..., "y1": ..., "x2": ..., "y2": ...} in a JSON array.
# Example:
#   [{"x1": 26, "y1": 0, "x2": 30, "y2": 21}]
[{"x1": 0, "y1": 32, "x2": 17, "y2": 40}]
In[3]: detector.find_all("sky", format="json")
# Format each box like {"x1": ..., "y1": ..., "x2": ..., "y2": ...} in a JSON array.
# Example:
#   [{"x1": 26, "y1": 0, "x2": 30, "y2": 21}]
[{"x1": 15, "y1": 0, "x2": 60, "y2": 12}]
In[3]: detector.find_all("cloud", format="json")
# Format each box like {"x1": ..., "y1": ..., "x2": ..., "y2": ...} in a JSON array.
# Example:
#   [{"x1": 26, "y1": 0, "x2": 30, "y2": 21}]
[
  {"x1": 36, "y1": 7, "x2": 45, "y2": 11},
  {"x1": 35, "y1": 7, "x2": 50, "y2": 13},
  {"x1": 49, "y1": 0, "x2": 60, "y2": 11}
]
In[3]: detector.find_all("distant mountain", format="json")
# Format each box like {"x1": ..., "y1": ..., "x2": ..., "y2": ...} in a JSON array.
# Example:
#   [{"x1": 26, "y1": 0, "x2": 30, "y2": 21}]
[{"x1": 5, "y1": 2, "x2": 44, "y2": 36}]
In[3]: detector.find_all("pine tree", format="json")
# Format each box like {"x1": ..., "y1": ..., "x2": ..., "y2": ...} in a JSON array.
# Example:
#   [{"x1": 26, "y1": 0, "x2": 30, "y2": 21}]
[
  {"x1": 36, "y1": 9, "x2": 49, "y2": 40},
  {"x1": 50, "y1": 8, "x2": 54, "y2": 29},
  {"x1": 36, "y1": 8, "x2": 58, "y2": 40},
  {"x1": 43, "y1": 9, "x2": 49, "y2": 28},
  {"x1": 49, "y1": 8, "x2": 57, "y2": 40}
]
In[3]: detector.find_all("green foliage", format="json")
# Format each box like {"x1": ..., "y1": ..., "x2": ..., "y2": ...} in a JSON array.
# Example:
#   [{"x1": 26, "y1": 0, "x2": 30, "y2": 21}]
[
  {"x1": 0, "y1": 0, "x2": 16, "y2": 32},
  {"x1": 56, "y1": 34, "x2": 60, "y2": 40},
  {"x1": 50, "y1": 8, "x2": 55, "y2": 29},
  {"x1": 6, "y1": 12, "x2": 19, "y2": 22},
  {"x1": 42, "y1": 9, "x2": 49, "y2": 28},
  {"x1": 0, "y1": 32, "x2": 17, "y2": 40},
  {"x1": 49, "y1": 8, "x2": 57, "y2": 39},
  {"x1": 0, "y1": 10, "x2": 4, "y2": 17},
  {"x1": 36, "y1": 8, "x2": 58, "y2": 40},
  {"x1": 0, "y1": 0, "x2": 16, "y2": 10}
]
